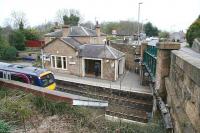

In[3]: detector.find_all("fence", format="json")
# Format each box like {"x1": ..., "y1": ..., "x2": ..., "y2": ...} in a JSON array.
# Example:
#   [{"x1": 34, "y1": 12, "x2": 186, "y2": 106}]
[{"x1": 143, "y1": 45, "x2": 157, "y2": 80}]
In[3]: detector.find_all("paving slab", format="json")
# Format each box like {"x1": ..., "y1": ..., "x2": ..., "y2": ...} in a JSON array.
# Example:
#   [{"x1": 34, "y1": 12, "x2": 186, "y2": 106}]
[{"x1": 55, "y1": 71, "x2": 152, "y2": 94}]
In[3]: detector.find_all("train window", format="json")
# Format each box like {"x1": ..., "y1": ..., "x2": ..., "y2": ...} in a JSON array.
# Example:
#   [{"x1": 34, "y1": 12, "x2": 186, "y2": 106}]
[
  {"x1": 0, "y1": 71, "x2": 3, "y2": 78},
  {"x1": 40, "y1": 73, "x2": 54, "y2": 87},
  {"x1": 11, "y1": 74, "x2": 26, "y2": 83},
  {"x1": 29, "y1": 75, "x2": 37, "y2": 85}
]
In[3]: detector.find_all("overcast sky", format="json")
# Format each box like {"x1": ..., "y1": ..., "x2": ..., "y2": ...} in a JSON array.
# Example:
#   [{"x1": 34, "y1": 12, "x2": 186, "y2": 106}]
[{"x1": 0, "y1": 0, "x2": 199, "y2": 32}]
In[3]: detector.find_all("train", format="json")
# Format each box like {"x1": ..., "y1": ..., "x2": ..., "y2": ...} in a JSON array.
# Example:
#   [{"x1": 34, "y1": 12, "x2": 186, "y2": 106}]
[{"x1": 0, "y1": 62, "x2": 56, "y2": 90}]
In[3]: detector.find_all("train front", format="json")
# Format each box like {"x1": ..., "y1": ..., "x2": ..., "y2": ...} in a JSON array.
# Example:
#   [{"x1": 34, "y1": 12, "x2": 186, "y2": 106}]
[{"x1": 39, "y1": 71, "x2": 56, "y2": 90}]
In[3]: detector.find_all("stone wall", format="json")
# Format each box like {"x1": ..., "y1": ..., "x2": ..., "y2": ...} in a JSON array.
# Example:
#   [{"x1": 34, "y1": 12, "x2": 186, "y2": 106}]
[
  {"x1": 102, "y1": 59, "x2": 115, "y2": 81},
  {"x1": 110, "y1": 43, "x2": 139, "y2": 71},
  {"x1": 43, "y1": 39, "x2": 82, "y2": 76},
  {"x1": 165, "y1": 48, "x2": 200, "y2": 133}
]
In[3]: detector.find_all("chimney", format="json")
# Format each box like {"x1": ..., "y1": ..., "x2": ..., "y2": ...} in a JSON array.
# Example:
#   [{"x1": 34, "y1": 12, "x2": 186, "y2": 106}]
[
  {"x1": 95, "y1": 21, "x2": 101, "y2": 37},
  {"x1": 54, "y1": 22, "x2": 60, "y2": 32},
  {"x1": 62, "y1": 25, "x2": 70, "y2": 37}
]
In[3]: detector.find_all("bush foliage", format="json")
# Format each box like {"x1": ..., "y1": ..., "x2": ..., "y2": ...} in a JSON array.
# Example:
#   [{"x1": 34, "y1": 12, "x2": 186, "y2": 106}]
[
  {"x1": 186, "y1": 15, "x2": 200, "y2": 47},
  {"x1": 2, "y1": 46, "x2": 17, "y2": 60},
  {"x1": 0, "y1": 120, "x2": 11, "y2": 133}
]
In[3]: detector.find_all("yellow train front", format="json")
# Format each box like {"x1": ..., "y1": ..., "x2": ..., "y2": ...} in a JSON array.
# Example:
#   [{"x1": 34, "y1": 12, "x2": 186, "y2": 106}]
[
  {"x1": 0, "y1": 62, "x2": 56, "y2": 90},
  {"x1": 38, "y1": 71, "x2": 56, "y2": 90}
]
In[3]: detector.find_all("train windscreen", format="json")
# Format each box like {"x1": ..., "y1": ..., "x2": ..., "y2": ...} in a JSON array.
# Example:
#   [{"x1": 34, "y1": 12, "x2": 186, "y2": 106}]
[{"x1": 40, "y1": 73, "x2": 54, "y2": 87}]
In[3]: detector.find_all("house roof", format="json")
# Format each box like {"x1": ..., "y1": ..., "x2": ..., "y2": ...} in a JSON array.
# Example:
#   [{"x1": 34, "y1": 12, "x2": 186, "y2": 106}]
[
  {"x1": 43, "y1": 37, "x2": 82, "y2": 50},
  {"x1": 61, "y1": 37, "x2": 82, "y2": 49},
  {"x1": 45, "y1": 26, "x2": 106, "y2": 37},
  {"x1": 79, "y1": 44, "x2": 125, "y2": 59}
]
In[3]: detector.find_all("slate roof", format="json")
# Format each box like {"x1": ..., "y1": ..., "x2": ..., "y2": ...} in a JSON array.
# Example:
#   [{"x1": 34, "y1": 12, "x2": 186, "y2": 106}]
[
  {"x1": 79, "y1": 44, "x2": 125, "y2": 59},
  {"x1": 43, "y1": 37, "x2": 82, "y2": 50},
  {"x1": 45, "y1": 26, "x2": 106, "y2": 37},
  {"x1": 61, "y1": 37, "x2": 82, "y2": 49}
]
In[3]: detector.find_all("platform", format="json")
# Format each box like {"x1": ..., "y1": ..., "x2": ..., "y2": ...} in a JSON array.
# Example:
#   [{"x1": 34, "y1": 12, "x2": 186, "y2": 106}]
[
  {"x1": 0, "y1": 79, "x2": 108, "y2": 107},
  {"x1": 55, "y1": 71, "x2": 152, "y2": 94}
]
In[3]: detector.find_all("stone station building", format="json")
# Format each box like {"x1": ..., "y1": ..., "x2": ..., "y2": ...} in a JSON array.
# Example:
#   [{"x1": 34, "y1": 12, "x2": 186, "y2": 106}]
[{"x1": 42, "y1": 25, "x2": 125, "y2": 81}]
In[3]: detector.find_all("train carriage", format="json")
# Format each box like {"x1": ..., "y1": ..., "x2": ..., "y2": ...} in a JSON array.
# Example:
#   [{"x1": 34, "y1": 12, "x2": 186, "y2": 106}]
[{"x1": 0, "y1": 62, "x2": 56, "y2": 90}]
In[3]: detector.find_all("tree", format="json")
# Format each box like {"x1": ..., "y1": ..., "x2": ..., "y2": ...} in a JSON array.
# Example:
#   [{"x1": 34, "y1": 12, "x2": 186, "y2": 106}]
[
  {"x1": 2, "y1": 46, "x2": 17, "y2": 60},
  {"x1": 0, "y1": 27, "x2": 10, "y2": 57},
  {"x1": 101, "y1": 21, "x2": 140, "y2": 35},
  {"x1": 144, "y1": 22, "x2": 159, "y2": 37},
  {"x1": 80, "y1": 21, "x2": 95, "y2": 29},
  {"x1": 63, "y1": 14, "x2": 80, "y2": 26},
  {"x1": 158, "y1": 31, "x2": 169, "y2": 38},
  {"x1": 186, "y1": 15, "x2": 200, "y2": 47},
  {"x1": 10, "y1": 11, "x2": 28, "y2": 29},
  {"x1": 19, "y1": 21, "x2": 24, "y2": 30},
  {"x1": 9, "y1": 30, "x2": 25, "y2": 51},
  {"x1": 23, "y1": 29, "x2": 41, "y2": 40},
  {"x1": 55, "y1": 9, "x2": 81, "y2": 25}
]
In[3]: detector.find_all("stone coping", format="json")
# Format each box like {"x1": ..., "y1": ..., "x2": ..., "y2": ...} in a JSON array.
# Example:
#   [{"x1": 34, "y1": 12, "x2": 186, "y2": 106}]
[
  {"x1": 156, "y1": 42, "x2": 180, "y2": 50},
  {"x1": 171, "y1": 48, "x2": 200, "y2": 87}
]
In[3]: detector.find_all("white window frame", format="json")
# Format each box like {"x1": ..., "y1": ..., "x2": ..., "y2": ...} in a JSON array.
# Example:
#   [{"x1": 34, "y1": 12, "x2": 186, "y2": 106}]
[
  {"x1": 51, "y1": 55, "x2": 68, "y2": 70},
  {"x1": 61, "y1": 56, "x2": 68, "y2": 70}
]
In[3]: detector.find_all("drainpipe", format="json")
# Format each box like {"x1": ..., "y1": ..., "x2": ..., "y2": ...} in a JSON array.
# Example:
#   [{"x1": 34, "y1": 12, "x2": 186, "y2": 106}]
[{"x1": 41, "y1": 49, "x2": 44, "y2": 69}]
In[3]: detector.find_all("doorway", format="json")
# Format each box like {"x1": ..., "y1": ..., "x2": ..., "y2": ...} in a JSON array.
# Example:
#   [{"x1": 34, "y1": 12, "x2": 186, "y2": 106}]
[{"x1": 85, "y1": 59, "x2": 101, "y2": 78}]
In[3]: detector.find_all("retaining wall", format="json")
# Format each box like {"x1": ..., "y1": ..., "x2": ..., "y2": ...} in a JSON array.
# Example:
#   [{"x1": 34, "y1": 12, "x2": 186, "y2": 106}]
[{"x1": 165, "y1": 48, "x2": 200, "y2": 133}]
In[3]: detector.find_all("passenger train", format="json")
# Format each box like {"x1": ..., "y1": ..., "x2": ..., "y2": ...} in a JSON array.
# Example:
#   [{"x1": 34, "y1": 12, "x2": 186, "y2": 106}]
[{"x1": 0, "y1": 62, "x2": 56, "y2": 90}]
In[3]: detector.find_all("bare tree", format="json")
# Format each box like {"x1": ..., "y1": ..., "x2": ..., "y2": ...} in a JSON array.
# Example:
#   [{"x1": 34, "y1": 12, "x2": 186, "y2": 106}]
[
  {"x1": 80, "y1": 21, "x2": 95, "y2": 29},
  {"x1": 55, "y1": 8, "x2": 83, "y2": 25},
  {"x1": 55, "y1": 9, "x2": 69, "y2": 24},
  {"x1": 10, "y1": 11, "x2": 28, "y2": 29}
]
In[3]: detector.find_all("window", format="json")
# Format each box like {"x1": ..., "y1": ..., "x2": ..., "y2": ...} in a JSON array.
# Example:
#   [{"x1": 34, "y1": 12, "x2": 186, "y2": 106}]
[
  {"x1": 51, "y1": 55, "x2": 67, "y2": 70},
  {"x1": 51, "y1": 56, "x2": 56, "y2": 68},
  {"x1": 40, "y1": 73, "x2": 54, "y2": 87},
  {"x1": 0, "y1": 71, "x2": 3, "y2": 78},
  {"x1": 11, "y1": 74, "x2": 26, "y2": 83},
  {"x1": 63, "y1": 57, "x2": 67, "y2": 69},
  {"x1": 56, "y1": 56, "x2": 62, "y2": 68}
]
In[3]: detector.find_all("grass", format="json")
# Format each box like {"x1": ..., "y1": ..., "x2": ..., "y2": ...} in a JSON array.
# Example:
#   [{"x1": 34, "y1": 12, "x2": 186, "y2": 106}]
[{"x1": 0, "y1": 87, "x2": 166, "y2": 132}]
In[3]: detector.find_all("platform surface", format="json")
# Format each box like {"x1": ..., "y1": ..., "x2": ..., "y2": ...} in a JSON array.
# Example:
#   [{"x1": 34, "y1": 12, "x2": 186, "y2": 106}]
[{"x1": 55, "y1": 71, "x2": 152, "y2": 94}]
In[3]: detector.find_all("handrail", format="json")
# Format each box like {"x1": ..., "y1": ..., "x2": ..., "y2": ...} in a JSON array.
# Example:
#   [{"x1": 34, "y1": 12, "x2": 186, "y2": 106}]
[{"x1": 143, "y1": 45, "x2": 157, "y2": 80}]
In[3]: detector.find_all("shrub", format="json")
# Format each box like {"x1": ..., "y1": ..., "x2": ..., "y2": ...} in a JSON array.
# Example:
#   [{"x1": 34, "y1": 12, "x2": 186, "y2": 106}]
[
  {"x1": 0, "y1": 120, "x2": 11, "y2": 133},
  {"x1": 186, "y1": 15, "x2": 200, "y2": 47},
  {"x1": 2, "y1": 46, "x2": 17, "y2": 61},
  {"x1": 31, "y1": 96, "x2": 73, "y2": 115},
  {"x1": 9, "y1": 30, "x2": 26, "y2": 51},
  {"x1": 0, "y1": 91, "x2": 33, "y2": 124}
]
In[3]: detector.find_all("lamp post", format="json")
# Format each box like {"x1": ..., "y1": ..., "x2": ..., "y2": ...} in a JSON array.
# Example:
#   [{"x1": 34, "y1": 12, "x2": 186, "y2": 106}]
[{"x1": 137, "y1": 2, "x2": 143, "y2": 45}]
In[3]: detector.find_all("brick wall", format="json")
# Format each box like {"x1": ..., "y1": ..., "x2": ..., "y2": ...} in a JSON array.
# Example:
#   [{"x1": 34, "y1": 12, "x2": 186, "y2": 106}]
[{"x1": 0, "y1": 79, "x2": 73, "y2": 104}]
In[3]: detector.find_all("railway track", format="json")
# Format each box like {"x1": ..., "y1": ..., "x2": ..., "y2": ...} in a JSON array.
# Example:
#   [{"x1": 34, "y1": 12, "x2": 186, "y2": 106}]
[{"x1": 56, "y1": 80, "x2": 153, "y2": 123}]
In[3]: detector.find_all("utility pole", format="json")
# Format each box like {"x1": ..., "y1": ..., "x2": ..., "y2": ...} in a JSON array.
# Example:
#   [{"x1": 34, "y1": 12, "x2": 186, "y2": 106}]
[{"x1": 137, "y1": 2, "x2": 143, "y2": 45}]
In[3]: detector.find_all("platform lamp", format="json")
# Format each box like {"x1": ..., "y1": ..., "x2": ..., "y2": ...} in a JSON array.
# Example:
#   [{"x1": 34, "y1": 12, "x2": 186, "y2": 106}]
[{"x1": 137, "y1": 2, "x2": 143, "y2": 45}]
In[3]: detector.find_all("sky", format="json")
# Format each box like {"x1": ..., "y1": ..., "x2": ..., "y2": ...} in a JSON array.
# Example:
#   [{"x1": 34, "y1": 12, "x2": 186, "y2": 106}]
[{"x1": 0, "y1": 0, "x2": 199, "y2": 32}]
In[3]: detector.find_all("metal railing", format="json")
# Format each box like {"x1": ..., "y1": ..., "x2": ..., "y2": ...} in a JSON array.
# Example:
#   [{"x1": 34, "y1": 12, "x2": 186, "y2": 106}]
[{"x1": 143, "y1": 45, "x2": 157, "y2": 80}]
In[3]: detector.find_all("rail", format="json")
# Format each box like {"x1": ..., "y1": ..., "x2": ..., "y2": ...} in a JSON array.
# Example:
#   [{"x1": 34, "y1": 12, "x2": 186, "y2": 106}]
[{"x1": 143, "y1": 45, "x2": 157, "y2": 80}]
